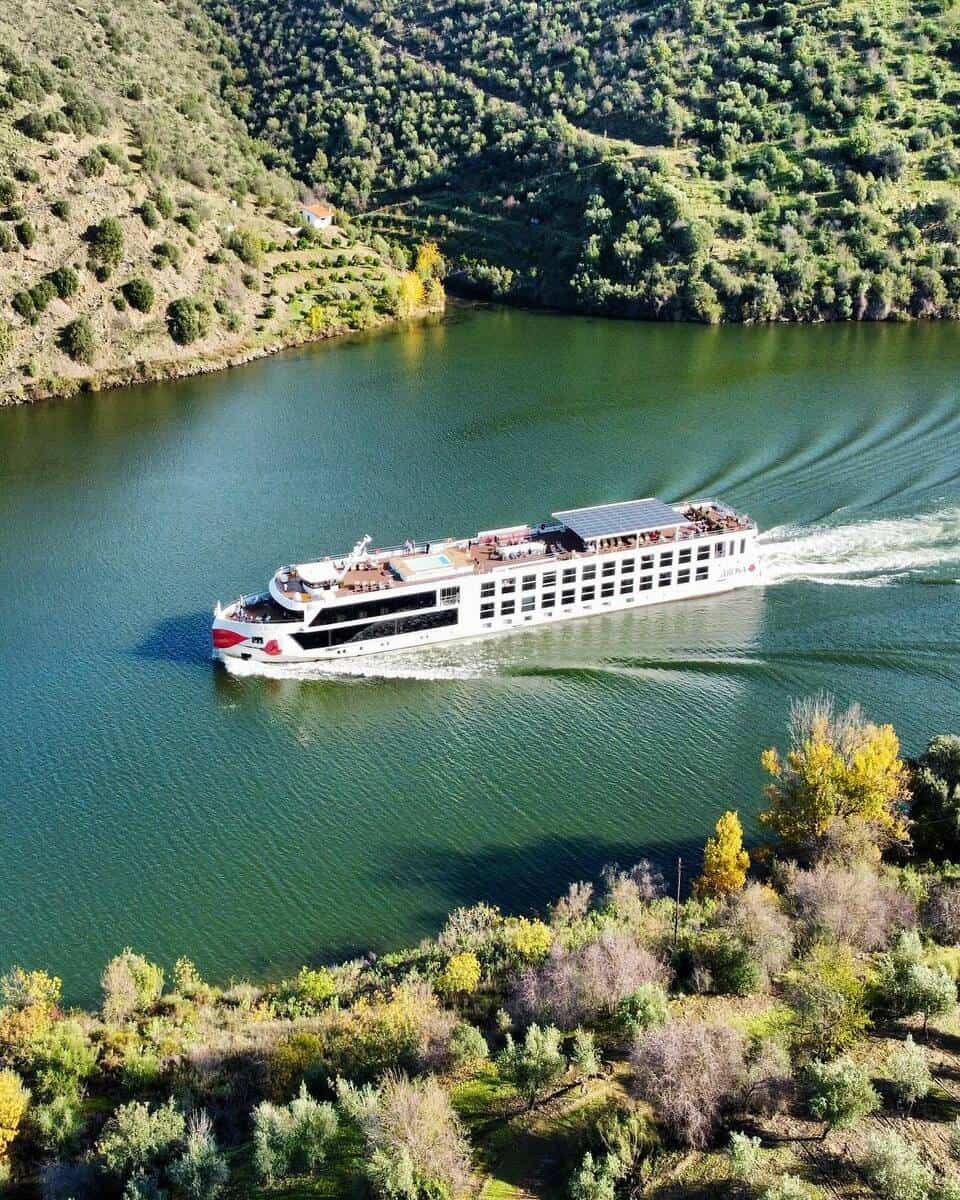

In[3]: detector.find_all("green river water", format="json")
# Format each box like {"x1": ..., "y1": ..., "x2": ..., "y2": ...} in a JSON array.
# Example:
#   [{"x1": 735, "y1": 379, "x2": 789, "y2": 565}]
[{"x1": 2, "y1": 306, "x2": 960, "y2": 1002}]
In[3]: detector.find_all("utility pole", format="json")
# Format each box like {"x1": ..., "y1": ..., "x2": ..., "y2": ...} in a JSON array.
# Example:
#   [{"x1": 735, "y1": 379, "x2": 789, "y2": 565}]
[{"x1": 673, "y1": 856, "x2": 682, "y2": 946}]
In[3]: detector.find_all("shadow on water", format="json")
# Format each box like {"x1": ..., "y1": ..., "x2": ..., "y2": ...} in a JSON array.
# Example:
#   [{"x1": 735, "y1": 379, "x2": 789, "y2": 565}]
[{"x1": 135, "y1": 610, "x2": 212, "y2": 665}]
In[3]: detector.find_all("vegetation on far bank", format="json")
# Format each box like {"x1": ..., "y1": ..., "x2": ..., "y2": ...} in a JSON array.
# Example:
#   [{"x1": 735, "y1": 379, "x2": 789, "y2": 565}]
[
  {"x1": 201, "y1": 0, "x2": 960, "y2": 322},
  {"x1": 4, "y1": 696, "x2": 960, "y2": 1200},
  {"x1": 0, "y1": 0, "x2": 444, "y2": 403}
]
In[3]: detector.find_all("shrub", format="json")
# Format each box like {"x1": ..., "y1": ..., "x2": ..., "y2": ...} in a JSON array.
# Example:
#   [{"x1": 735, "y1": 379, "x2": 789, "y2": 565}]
[
  {"x1": 910, "y1": 736, "x2": 960, "y2": 859},
  {"x1": 497, "y1": 1024, "x2": 567, "y2": 1107},
  {"x1": 31, "y1": 1094, "x2": 82, "y2": 1151},
  {"x1": 887, "y1": 1035, "x2": 931, "y2": 1109},
  {"x1": 0, "y1": 178, "x2": 15, "y2": 205},
  {"x1": 509, "y1": 918, "x2": 554, "y2": 961},
  {"x1": 719, "y1": 883, "x2": 794, "y2": 984},
  {"x1": 96, "y1": 1099, "x2": 185, "y2": 1178},
  {"x1": 727, "y1": 1131, "x2": 762, "y2": 1180},
  {"x1": 448, "y1": 1023, "x2": 489, "y2": 1071},
  {"x1": 86, "y1": 216, "x2": 124, "y2": 276},
  {"x1": 140, "y1": 200, "x2": 160, "y2": 229},
  {"x1": 15, "y1": 220, "x2": 35, "y2": 248},
  {"x1": 153, "y1": 241, "x2": 182, "y2": 270},
  {"x1": 803, "y1": 1058, "x2": 879, "y2": 1130},
  {"x1": 253, "y1": 1083, "x2": 338, "y2": 1185},
  {"x1": 0, "y1": 1069, "x2": 30, "y2": 1158},
  {"x1": 59, "y1": 316, "x2": 96, "y2": 365},
  {"x1": 168, "y1": 1111, "x2": 228, "y2": 1200},
  {"x1": 615, "y1": 984, "x2": 669, "y2": 1036},
  {"x1": 0, "y1": 226, "x2": 13, "y2": 252},
  {"x1": 569, "y1": 1150, "x2": 619, "y2": 1200},
  {"x1": 862, "y1": 1130, "x2": 933, "y2": 1200},
  {"x1": 122, "y1": 277, "x2": 155, "y2": 313},
  {"x1": 926, "y1": 884, "x2": 960, "y2": 945},
  {"x1": 0, "y1": 318, "x2": 13, "y2": 363},
  {"x1": 29, "y1": 280, "x2": 57, "y2": 312},
  {"x1": 437, "y1": 952, "x2": 481, "y2": 998},
  {"x1": 631, "y1": 1020, "x2": 746, "y2": 1147},
  {"x1": 228, "y1": 228, "x2": 264, "y2": 266},
  {"x1": 513, "y1": 930, "x2": 670, "y2": 1027},
  {"x1": 761, "y1": 1178, "x2": 811, "y2": 1200},
  {"x1": 50, "y1": 199, "x2": 70, "y2": 220},
  {"x1": 166, "y1": 297, "x2": 211, "y2": 345},
  {"x1": 785, "y1": 942, "x2": 870, "y2": 1059},
  {"x1": 875, "y1": 930, "x2": 957, "y2": 1030},
  {"x1": 31, "y1": 1018, "x2": 96, "y2": 1100},
  {"x1": 48, "y1": 266, "x2": 79, "y2": 300},
  {"x1": 101, "y1": 949, "x2": 164, "y2": 1022},
  {"x1": 12, "y1": 291, "x2": 36, "y2": 323},
  {"x1": 690, "y1": 932, "x2": 761, "y2": 996},
  {"x1": 569, "y1": 1028, "x2": 601, "y2": 1080},
  {"x1": 337, "y1": 1072, "x2": 471, "y2": 1200}
]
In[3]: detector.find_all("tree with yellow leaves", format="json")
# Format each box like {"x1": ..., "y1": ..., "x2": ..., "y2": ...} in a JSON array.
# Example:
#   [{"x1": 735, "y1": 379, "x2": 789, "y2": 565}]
[
  {"x1": 436, "y1": 952, "x2": 481, "y2": 999},
  {"x1": 397, "y1": 271, "x2": 425, "y2": 317},
  {"x1": 0, "y1": 1068, "x2": 29, "y2": 1161},
  {"x1": 760, "y1": 693, "x2": 908, "y2": 861},
  {"x1": 508, "y1": 918, "x2": 553, "y2": 962},
  {"x1": 414, "y1": 240, "x2": 444, "y2": 280},
  {"x1": 696, "y1": 810, "x2": 750, "y2": 899}
]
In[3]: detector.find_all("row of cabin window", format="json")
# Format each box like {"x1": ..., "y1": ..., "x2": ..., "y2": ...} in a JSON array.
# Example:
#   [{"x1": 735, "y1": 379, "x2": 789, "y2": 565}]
[
  {"x1": 479, "y1": 539, "x2": 745, "y2": 599},
  {"x1": 479, "y1": 564, "x2": 710, "y2": 619}
]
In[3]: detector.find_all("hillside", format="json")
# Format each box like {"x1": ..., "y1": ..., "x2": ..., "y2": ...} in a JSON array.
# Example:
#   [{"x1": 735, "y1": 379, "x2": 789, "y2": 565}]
[
  {"x1": 202, "y1": 0, "x2": 960, "y2": 321},
  {"x1": 0, "y1": 0, "x2": 439, "y2": 404}
]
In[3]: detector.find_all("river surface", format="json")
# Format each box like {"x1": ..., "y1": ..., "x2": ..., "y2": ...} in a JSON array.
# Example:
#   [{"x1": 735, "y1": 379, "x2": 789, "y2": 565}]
[{"x1": 2, "y1": 307, "x2": 960, "y2": 1002}]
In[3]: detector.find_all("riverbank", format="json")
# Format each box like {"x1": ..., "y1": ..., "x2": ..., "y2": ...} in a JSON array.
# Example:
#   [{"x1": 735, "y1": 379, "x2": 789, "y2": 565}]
[{"x1": 2, "y1": 705, "x2": 960, "y2": 1200}]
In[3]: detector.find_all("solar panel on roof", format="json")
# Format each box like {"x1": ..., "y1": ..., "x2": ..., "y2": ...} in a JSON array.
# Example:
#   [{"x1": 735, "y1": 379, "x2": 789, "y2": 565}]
[{"x1": 553, "y1": 497, "x2": 684, "y2": 541}]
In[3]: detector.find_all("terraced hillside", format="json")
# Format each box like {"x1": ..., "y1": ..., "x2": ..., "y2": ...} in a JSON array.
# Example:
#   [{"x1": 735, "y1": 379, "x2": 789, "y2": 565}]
[
  {"x1": 0, "y1": 0, "x2": 435, "y2": 403},
  {"x1": 204, "y1": 0, "x2": 960, "y2": 320}
]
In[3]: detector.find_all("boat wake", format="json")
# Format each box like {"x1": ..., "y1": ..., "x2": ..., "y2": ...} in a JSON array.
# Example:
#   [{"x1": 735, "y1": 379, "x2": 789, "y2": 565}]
[
  {"x1": 761, "y1": 505, "x2": 960, "y2": 587},
  {"x1": 219, "y1": 646, "x2": 493, "y2": 682}
]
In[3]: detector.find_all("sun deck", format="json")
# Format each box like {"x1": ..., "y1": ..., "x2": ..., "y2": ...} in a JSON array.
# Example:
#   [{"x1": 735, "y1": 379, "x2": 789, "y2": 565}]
[{"x1": 261, "y1": 500, "x2": 756, "y2": 607}]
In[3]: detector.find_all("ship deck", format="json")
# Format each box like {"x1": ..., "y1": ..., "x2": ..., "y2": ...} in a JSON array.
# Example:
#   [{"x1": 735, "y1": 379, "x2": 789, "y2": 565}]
[{"x1": 286, "y1": 502, "x2": 755, "y2": 600}]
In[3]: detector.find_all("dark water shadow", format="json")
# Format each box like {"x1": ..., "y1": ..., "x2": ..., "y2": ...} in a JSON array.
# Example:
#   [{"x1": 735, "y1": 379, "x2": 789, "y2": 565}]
[{"x1": 134, "y1": 610, "x2": 211, "y2": 665}]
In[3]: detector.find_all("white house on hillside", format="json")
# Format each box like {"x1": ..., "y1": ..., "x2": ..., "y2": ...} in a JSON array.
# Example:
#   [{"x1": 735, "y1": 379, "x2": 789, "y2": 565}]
[{"x1": 300, "y1": 202, "x2": 335, "y2": 229}]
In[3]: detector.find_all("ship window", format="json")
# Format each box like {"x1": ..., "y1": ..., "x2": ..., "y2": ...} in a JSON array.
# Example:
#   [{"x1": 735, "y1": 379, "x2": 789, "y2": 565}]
[
  {"x1": 740, "y1": 538, "x2": 746, "y2": 554},
  {"x1": 659, "y1": 551, "x2": 673, "y2": 567},
  {"x1": 677, "y1": 569, "x2": 691, "y2": 585},
  {"x1": 696, "y1": 566, "x2": 709, "y2": 581},
  {"x1": 562, "y1": 589, "x2": 575, "y2": 605},
  {"x1": 521, "y1": 594, "x2": 535, "y2": 612},
  {"x1": 621, "y1": 558, "x2": 634, "y2": 574},
  {"x1": 310, "y1": 589, "x2": 436, "y2": 627},
  {"x1": 639, "y1": 576, "x2": 653, "y2": 591},
  {"x1": 397, "y1": 608, "x2": 459, "y2": 635},
  {"x1": 658, "y1": 572, "x2": 672, "y2": 587},
  {"x1": 542, "y1": 571, "x2": 557, "y2": 587},
  {"x1": 480, "y1": 603, "x2": 495, "y2": 619},
  {"x1": 620, "y1": 578, "x2": 634, "y2": 594},
  {"x1": 678, "y1": 548, "x2": 691, "y2": 564},
  {"x1": 601, "y1": 581, "x2": 615, "y2": 597},
  {"x1": 582, "y1": 564, "x2": 596, "y2": 580},
  {"x1": 602, "y1": 562, "x2": 615, "y2": 577},
  {"x1": 714, "y1": 542, "x2": 725, "y2": 557},
  {"x1": 697, "y1": 545, "x2": 710, "y2": 561},
  {"x1": 581, "y1": 585, "x2": 595, "y2": 601},
  {"x1": 440, "y1": 586, "x2": 460, "y2": 605},
  {"x1": 522, "y1": 574, "x2": 536, "y2": 591},
  {"x1": 501, "y1": 600, "x2": 515, "y2": 615},
  {"x1": 501, "y1": 577, "x2": 516, "y2": 593},
  {"x1": 641, "y1": 554, "x2": 654, "y2": 570},
  {"x1": 729, "y1": 540, "x2": 735, "y2": 555},
  {"x1": 542, "y1": 591, "x2": 556, "y2": 608},
  {"x1": 562, "y1": 567, "x2": 577, "y2": 584},
  {"x1": 480, "y1": 581, "x2": 495, "y2": 598}
]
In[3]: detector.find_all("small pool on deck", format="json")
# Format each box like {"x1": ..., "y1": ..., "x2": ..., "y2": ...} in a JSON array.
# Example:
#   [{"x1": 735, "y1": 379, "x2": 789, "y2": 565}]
[{"x1": 410, "y1": 553, "x2": 452, "y2": 572}]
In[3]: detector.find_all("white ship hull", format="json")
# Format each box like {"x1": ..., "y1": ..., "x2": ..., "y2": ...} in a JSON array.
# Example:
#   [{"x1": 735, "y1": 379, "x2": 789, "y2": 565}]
[{"x1": 212, "y1": 499, "x2": 763, "y2": 666}]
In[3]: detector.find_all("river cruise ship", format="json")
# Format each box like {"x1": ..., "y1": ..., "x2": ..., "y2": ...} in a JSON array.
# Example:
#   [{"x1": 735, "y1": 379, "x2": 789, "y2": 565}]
[{"x1": 212, "y1": 497, "x2": 762, "y2": 664}]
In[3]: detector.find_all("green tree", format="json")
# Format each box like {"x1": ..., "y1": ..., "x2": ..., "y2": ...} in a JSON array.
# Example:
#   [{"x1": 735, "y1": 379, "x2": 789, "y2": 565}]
[
  {"x1": 804, "y1": 1057, "x2": 879, "y2": 1132},
  {"x1": 252, "y1": 1084, "x2": 338, "y2": 1185},
  {"x1": 86, "y1": 216, "x2": 124, "y2": 277},
  {"x1": 909, "y1": 735, "x2": 960, "y2": 859},
  {"x1": 59, "y1": 316, "x2": 97, "y2": 365},
  {"x1": 436, "y1": 952, "x2": 481, "y2": 998},
  {"x1": 96, "y1": 1099, "x2": 185, "y2": 1178},
  {"x1": 101, "y1": 949, "x2": 164, "y2": 1022},
  {"x1": 785, "y1": 943, "x2": 870, "y2": 1059},
  {"x1": 497, "y1": 1023, "x2": 566, "y2": 1108},
  {"x1": 122, "y1": 277, "x2": 155, "y2": 313},
  {"x1": 875, "y1": 931, "x2": 957, "y2": 1032},
  {"x1": 166, "y1": 298, "x2": 211, "y2": 345}
]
